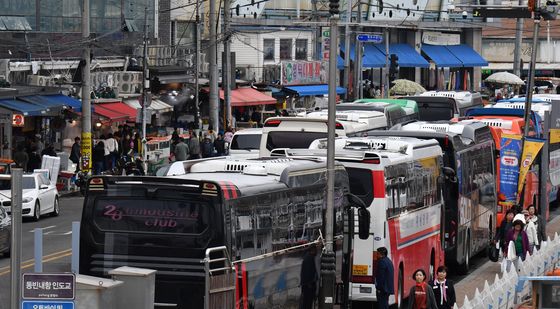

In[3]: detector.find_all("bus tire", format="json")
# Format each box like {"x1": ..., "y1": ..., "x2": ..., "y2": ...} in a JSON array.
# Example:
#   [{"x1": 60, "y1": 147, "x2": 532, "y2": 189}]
[
  {"x1": 395, "y1": 265, "x2": 404, "y2": 309},
  {"x1": 458, "y1": 233, "x2": 470, "y2": 275}
]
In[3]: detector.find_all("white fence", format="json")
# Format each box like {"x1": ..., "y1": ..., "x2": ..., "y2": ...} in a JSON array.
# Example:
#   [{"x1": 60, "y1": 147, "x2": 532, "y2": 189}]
[{"x1": 455, "y1": 232, "x2": 560, "y2": 309}]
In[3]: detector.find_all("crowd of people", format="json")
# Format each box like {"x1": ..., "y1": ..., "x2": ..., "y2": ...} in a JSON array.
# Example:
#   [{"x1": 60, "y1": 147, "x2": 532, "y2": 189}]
[
  {"x1": 168, "y1": 127, "x2": 234, "y2": 162},
  {"x1": 13, "y1": 134, "x2": 58, "y2": 172}
]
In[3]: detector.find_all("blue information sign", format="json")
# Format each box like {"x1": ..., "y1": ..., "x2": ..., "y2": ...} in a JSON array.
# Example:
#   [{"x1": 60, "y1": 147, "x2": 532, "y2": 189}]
[
  {"x1": 22, "y1": 301, "x2": 74, "y2": 309},
  {"x1": 356, "y1": 33, "x2": 383, "y2": 43}
]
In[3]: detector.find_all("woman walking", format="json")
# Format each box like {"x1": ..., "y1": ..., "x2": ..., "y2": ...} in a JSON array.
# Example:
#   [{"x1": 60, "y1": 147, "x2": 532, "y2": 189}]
[
  {"x1": 407, "y1": 269, "x2": 438, "y2": 309},
  {"x1": 505, "y1": 214, "x2": 531, "y2": 261}
]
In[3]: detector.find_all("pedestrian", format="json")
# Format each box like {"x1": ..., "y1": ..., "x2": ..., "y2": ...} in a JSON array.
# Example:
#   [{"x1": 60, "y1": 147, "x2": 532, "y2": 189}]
[
  {"x1": 121, "y1": 134, "x2": 133, "y2": 157},
  {"x1": 104, "y1": 133, "x2": 118, "y2": 170},
  {"x1": 41, "y1": 144, "x2": 57, "y2": 157},
  {"x1": 495, "y1": 209, "x2": 515, "y2": 254},
  {"x1": 13, "y1": 143, "x2": 29, "y2": 171},
  {"x1": 375, "y1": 247, "x2": 394, "y2": 309},
  {"x1": 92, "y1": 140, "x2": 106, "y2": 175},
  {"x1": 522, "y1": 210, "x2": 539, "y2": 253},
  {"x1": 299, "y1": 244, "x2": 318, "y2": 309},
  {"x1": 505, "y1": 214, "x2": 531, "y2": 261},
  {"x1": 70, "y1": 136, "x2": 81, "y2": 171},
  {"x1": 408, "y1": 269, "x2": 438, "y2": 309},
  {"x1": 34, "y1": 134, "x2": 44, "y2": 154},
  {"x1": 526, "y1": 205, "x2": 546, "y2": 249},
  {"x1": 214, "y1": 133, "x2": 226, "y2": 156},
  {"x1": 201, "y1": 134, "x2": 214, "y2": 158},
  {"x1": 429, "y1": 266, "x2": 456, "y2": 309},
  {"x1": 188, "y1": 132, "x2": 201, "y2": 160},
  {"x1": 173, "y1": 138, "x2": 189, "y2": 161},
  {"x1": 27, "y1": 146, "x2": 42, "y2": 172}
]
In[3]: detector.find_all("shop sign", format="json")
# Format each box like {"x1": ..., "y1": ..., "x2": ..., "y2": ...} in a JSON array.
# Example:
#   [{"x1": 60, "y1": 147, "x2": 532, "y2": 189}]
[
  {"x1": 12, "y1": 114, "x2": 24, "y2": 127},
  {"x1": 81, "y1": 132, "x2": 92, "y2": 172},
  {"x1": 281, "y1": 61, "x2": 327, "y2": 86},
  {"x1": 422, "y1": 31, "x2": 461, "y2": 46},
  {"x1": 322, "y1": 27, "x2": 330, "y2": 60}
]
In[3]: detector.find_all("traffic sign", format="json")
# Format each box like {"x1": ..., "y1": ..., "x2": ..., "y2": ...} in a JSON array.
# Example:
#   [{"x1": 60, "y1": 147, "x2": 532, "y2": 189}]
[
  {"x1": 22, "y1": 301, "x2": 74, "y2": 309},
  {"x1": 472, "y1": 8, "x2": 531, "y2": 18},
  {"x1": 22, "y1": 273, "x2": 75, "y2": 300},
  {"x1": 356, "y1": 33, "x2": 383, "y2": 43}
]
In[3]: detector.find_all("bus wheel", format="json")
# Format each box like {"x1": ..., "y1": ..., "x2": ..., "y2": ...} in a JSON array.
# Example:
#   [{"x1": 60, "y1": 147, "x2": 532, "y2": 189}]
[
  {"x1": 396, "y1": 266, "x2": 404, "y2": 309},
  {"x1": 458, "y1": 234, "x2": 470, "y2": 275}
]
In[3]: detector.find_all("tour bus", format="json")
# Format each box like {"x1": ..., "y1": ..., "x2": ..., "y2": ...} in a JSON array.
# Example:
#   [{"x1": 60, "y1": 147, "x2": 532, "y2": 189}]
[
  {"x1": 259, "y1": 111, "x2": 387, "y2": 156},
  {"x1": 287, "y1": 136, "x2": 446, "y2": 308},
  {"x1": 404, "y1": 96, "x2": 458, "y2": 121},
  {"x1": 352, "y1": 98, "x2": 419, "y2": 114},
  {"x1": 79, "y1": 157, "x2": 368, "y2": 308},
  {"x1": 453, "y1": 116, "x2": 540, "y2": 226},
  {"x1": 490, "y1": 97, "x2": 551, "y2": 119},
  {"x1": 418, "y1": 91, "x2": 484, "y2": 116},
  {"x1": 334, "y1": 102, "x2": 418, "y2": 127},
  {"x1": 369, "y1": 121, "x2": 497, "y2": 274}
]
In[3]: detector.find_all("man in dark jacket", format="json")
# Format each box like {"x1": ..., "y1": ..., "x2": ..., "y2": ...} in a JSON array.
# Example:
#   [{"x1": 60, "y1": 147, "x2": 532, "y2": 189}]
[
  {"x1": 214, "y1": 133, "x2": 226, "y2": 156},
  {"x1": 375, "y1": 247, "x2": 394, "y2": 309},
  {"x1": 428, "y1": 266, "x2": 456, "y2": 309},
  {"x1": 70, "y1": 137, "x2": 81, "y2": 170}
]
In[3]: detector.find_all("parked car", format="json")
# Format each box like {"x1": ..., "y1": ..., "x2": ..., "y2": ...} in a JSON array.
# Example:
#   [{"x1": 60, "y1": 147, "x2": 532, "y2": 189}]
[
  {"x1": 0, "y1": 206, "x2": 10, "y2": 257},
  {"x1": 0, "y1": 173, "x2": 60, "y2": 221}
]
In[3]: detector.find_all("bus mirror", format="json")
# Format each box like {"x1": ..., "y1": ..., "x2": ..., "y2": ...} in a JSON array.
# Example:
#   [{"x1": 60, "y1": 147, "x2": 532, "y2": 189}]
[
  {"x1": 442, "y1": 167, "x2": 457, "y2": 183},
  {"x1": 358, "y1": 207, "x2": 370, "y2": 240}
]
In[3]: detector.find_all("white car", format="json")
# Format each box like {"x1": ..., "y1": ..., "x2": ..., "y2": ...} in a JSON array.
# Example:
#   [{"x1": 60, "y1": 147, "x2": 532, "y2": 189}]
[{"x1": 0, "y1": 173, "x2": 59, "y2": 221}]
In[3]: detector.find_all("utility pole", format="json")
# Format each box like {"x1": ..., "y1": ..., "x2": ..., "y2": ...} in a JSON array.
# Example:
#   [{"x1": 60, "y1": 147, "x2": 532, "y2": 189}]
[
  {"x1": 384, "y1": 29, "x2": 390, "y2": 98},
  {"x1": 195, "y1": 0, "x2": 201, "y2": 133},
  {"x1": 523, "y1": 12, "x2": 540, "y2": 137},
  {"x1": 513, "y1": 0, "x2": 524, "y2": 77},
  {"x1": 81, "y1": 0, "x2": 92, "y2": 173},
  {"x1": 10, "y1": 169, "x2": 22, "y2": 309},
  {"x1": 209, "y1": 0, "x2": 219, "y2": 133},
  {"x1": 223, "y1": 0, "x2": 232, "y2": 129},
  {"x1": 320, "y1": 0, "x2": 338, "y2": 308},
  {"x1": 343, "y1": 0, "x2": 352, "y2": 100},
  {"x1": 141, "y1": 7, "x2": 149, "y2": 165},
  {"x1": 353, "y1": 4, "x2": 362, "y2": 99}
]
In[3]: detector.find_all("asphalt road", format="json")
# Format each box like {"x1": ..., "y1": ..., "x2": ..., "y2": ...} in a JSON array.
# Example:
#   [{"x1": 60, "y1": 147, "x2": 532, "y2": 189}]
[{"x1": 0, "y1": 196, "x2": 84, "y2": 309}]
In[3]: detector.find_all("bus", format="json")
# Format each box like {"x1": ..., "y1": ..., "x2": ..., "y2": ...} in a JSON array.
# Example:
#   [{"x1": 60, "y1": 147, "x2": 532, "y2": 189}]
[
  {"x1": 259, "y1": 112, "x2": 387, "y2": 156},
  {"x1": 419, "y1": 91, "x2": 484, "y2": 115},
  {"x1": 334, "y1": 102, "x2": 418, "y2": 127},
  {"x1": 404, "y1": 96, "x2": 458, "y2": 121},
  {"x1": 352, "y1": 98, "x2": 419, "y2": 114},
  {"x1": 79, "y1": 157, "x2": 367, "y2": 308},
  {"x1": 370, "y1": 121, "x2": 497, "y2": 274}
]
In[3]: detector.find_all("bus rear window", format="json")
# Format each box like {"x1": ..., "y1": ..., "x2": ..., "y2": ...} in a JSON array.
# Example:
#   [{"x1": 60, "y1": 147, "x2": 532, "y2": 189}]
[
  {"x1": 346, "y1": 168, "x2": 373, "y2": 206},
  {"x1": 231, "y1": 134, "x2": 261, "y2": 150},
  {"x1": 266, "y1": 131, "x2": 328, "y2": 150},
  {"x1": 93, "y1": 198, "x2": 209, "y2": 234}
]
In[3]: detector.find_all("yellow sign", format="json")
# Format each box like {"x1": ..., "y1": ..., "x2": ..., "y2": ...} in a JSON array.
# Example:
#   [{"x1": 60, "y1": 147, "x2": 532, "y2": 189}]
[
  {"x1": 81, "y1": 132, "x2": 92, "y2": 172},
  {"x1": 517, "y1": 137, "x2": 545, "y2": 198},
  {"x1": 550, "y1": 129, "x2": 560, "y2": 144},
  {"x1": 352, "y1": 264, "x2": 369, "y2": 276}
]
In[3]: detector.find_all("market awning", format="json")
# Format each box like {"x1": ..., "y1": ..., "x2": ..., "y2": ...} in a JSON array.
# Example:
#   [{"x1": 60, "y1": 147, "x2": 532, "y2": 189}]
[
  {"x1": 340, "y1": 44, "x2": 386, "y2": 68},
  {"x1": 385, "y1": 44, "x2": 429, "y2": 68},
  {"x1": 42, "y1": 94, "x2": 84, "y2": 112},
  {"x1": 421, "y1": 44, "x2": 463, "y2": 67},
  {"x1": 446, "y1": 44, "x2": 488, "y2": 67},
  {"x1": 94, "y1": 101, "x2": 137, "y2": 121},
  {"x1": 19, "y1": 95, "x2": 69, "y2": 113},
  {"x1": 202, "y1": 87, "x2": 277, "y2": 106},
  {"x1": 94, "y1": 106, "x2": 129, "y2": 122},
  {"x1": 0, "y1": 99, "x2": 46, "y2": 116},
  {"x1": 123, "y1": 98, "x2": 174, "y2": 113},
  {"x1": 283, "y1": 84, "x2": 347, "y2": 96}
]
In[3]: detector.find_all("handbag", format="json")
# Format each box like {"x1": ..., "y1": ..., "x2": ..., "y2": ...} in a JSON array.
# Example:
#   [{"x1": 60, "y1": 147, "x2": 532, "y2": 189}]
[{"x1": 489, "y1": 243, "x2": 500, "y2": 262}]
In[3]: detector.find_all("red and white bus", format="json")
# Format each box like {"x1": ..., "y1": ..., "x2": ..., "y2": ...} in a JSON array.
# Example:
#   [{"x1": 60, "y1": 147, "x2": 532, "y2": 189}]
[{"x1": 302, "y1": 136, "x2": 446, "y2": 308}]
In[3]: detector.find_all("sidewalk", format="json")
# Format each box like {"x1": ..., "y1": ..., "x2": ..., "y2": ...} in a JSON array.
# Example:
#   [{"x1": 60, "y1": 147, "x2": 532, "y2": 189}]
[{"x1": 454, "y1": 210, "x2": 560, "y2": 307}]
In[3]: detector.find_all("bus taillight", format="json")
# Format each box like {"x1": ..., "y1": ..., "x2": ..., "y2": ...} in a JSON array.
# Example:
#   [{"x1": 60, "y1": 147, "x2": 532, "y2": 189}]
[
  {"x1": 372, "y1": 171, "x2": 385, "y2": 198},
  {"x1": 352, "y1": 275, "x2": 373, "y2": 284},
  {"x1": 264, "y1": 119, "x2": 281, "y2": 127}
]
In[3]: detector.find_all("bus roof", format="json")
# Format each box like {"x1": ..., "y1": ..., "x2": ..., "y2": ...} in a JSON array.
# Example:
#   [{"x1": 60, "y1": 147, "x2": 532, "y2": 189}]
[
  {"x1": 352, "y1": 98, "x2": 419, "y2": 112},
  {"x1": 489, "y1": 101, "x2": 550, "y2": 118},
  {"x1": 299, "y1": 110, "x2": 389, "y2": 131}
]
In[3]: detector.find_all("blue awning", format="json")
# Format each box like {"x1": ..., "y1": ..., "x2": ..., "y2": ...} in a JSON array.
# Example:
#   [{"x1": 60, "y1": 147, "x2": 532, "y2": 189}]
[
  {"x1": 0, "y1": 99, "x2": 46, "y2": 116},
  {"x1": 19, "y1": 95, "x2": 69, "y2": 112},
  {"x1": 283, "y1": 85, "x2": 346, "y2": 96},
  {"x1": 381, "y1": 44, "x2": 429, "y2": 68},
  {"x1": 341, "y1": 45, "x2": 386, "y2": 68},
  {"x1": 446, "y1": 44, "x2": 488, "y2": 67},
  {"x1": 421, "y1": 44, "x2": 463, "y2": 67},
  {"x1": 42, "y1": 94, "x2": 84, "y2": 112}
]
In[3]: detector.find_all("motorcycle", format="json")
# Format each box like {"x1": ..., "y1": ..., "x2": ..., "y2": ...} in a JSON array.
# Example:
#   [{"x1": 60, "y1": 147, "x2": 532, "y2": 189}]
[{"x1": 114, "y1": 155, "x2": 145, "y2": 176}]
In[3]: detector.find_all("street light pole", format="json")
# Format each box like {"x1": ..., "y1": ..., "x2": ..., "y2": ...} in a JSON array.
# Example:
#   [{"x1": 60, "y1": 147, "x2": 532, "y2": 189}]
[
  {"x1": 142, "y1": 7, "x2": 149, "y2": 165},
  {"x1": 223, "y1": 0, "x2": 232, "y2": 129},
  {"x1": 195, "y1": 1, "x2": 201, "y2": 132},
  {"x1": 209, "y1": 0, "x2": 219, "y2": 132},
  {"x1": 319, "y1": 0, "x2": 338, "y2": 308},
  {"x1": 81, "y1": 0, "x2": 92, "y2": 173}
]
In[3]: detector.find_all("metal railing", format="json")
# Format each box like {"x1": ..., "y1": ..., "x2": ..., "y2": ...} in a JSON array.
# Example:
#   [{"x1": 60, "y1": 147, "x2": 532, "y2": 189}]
[{"x1": 203, "y1": 246, "x2": 236, "y2": 309}]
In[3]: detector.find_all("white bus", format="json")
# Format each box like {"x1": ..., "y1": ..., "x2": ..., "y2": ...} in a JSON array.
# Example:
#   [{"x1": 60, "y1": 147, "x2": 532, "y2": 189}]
[
  {"x1": 420, "y1": 91, "x2": 484, "y2": 116},
  {"x1": 281, "y1": 136, "x2": 446, "y2": 308},
  {"x1": 260, "y1": 111, "x2": 387, "y2": 156}
]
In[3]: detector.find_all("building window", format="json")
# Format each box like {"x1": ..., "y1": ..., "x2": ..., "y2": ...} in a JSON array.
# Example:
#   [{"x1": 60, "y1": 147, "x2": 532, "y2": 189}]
[
  {"x1": 295, "y1": 39, "x2": 307, "y2": 60},
  {"x1": 263, "y1": 39, "x2": 275, "y2": 61},
  {"x1": 280, "y1": 39, "x2": 292, "y2": 60}
]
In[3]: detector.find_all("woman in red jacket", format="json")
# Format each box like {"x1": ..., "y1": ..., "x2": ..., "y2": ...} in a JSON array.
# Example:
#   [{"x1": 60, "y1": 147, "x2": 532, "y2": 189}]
[
  {"x1": 504, "y1": 214, "x2": 531, "y2": 260},
  {"x1": 407, "y1": 269, "x2": 438, "y2": 309}
]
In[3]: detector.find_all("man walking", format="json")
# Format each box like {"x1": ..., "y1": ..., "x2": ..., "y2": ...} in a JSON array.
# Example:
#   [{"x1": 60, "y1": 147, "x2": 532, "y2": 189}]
[
  {"x1": 188, "y1": 132, "x2": 201, "y2": 160},
  {"x1": 375, "y1": 247, "x2": 394, "y2": 309},
  {"x1": 173, "y1": 138, "x2": 189, "y2": 161}
]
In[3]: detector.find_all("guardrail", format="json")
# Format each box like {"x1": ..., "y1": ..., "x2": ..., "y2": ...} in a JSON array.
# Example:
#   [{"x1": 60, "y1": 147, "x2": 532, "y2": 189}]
[{"x1": 455, "y1": 232, "x2": 560, "y2": 309}]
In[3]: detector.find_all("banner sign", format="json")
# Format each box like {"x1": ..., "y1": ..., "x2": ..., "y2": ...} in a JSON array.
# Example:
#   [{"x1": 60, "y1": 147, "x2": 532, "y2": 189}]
[
  {"x1": 280, "y1": 61, "x2": 328, "y2": 86},
  {"x1": 422, "y1": 31, "x2": 461, "y2": 46},
  {"x1": 322, "y1": 27, "x2": 330, "y2": 60},
  {"x1": 81, "y1": 132, "x2": 92, "y2": 172},
  {"x1": 499, "y1": 134, "x2": 522, "y2": 203},
  {"x1": 517, "y1": 137, "x2": 546, "y2": 198}
]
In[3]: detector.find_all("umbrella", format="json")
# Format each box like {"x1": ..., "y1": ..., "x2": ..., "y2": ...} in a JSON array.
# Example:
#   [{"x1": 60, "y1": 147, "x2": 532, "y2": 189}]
[
  {"x1": 389, "y1": 79, "x2": 427, "y2": 95},
  {"x1": 485, "y1": 72, "x2": 525, "y2": 85}
]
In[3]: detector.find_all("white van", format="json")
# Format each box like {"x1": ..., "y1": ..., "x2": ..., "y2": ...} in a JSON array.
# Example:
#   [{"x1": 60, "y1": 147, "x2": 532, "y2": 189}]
[
  {"x1": 228, "y1": 128, "x2": 262, "y2": 159},
  {"x1": 260, "y1": 111, "x2": 387, "y2": 156}
]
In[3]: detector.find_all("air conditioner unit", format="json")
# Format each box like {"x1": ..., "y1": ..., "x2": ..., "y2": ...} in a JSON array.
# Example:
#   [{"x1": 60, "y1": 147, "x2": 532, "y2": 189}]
[
  {"x1": 119, "y1": 82, "x2": 134, "y2": 94},
  {"x1": 121, "y1": 72, "x2": 134, "y2": 83},
  {"x1": 236, "y1": 67, "x2": 248, "y2": 80}
]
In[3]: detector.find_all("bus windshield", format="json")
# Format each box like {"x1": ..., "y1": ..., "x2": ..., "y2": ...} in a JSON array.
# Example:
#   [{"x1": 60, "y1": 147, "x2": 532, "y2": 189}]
[{"x1": 93, "y1": 197, "x2": 210, "y2": 234}]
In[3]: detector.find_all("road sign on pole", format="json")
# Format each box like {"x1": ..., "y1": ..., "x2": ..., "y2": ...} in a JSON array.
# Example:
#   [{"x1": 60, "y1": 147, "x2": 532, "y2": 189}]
[
  {"x1": 22, "y1": 301, "x2": 75, "y2": 309},
  {"x1": 356, "y1": 33, "x2": 383, "y2": 43}
]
